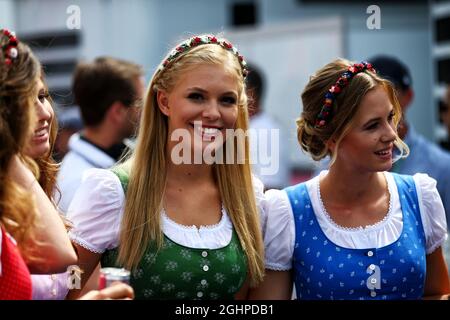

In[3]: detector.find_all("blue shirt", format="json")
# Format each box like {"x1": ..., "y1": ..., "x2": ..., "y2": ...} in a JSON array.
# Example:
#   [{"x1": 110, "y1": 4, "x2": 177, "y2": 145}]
[{"x1": 393, "y1": 127, "x2": 450, "y2": 228}]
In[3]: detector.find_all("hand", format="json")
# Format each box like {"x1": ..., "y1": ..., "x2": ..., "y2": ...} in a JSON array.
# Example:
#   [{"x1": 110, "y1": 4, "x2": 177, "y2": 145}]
[{"x1": 78, "y1": 282, "x2": 134, "y2": 300}]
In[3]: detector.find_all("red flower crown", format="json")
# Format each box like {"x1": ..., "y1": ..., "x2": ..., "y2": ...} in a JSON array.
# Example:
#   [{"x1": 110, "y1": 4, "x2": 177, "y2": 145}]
[
  {"x1": 315, "y1": 61, "x2": 376, "y2": 128},
  {"x1": 1, "y1": 29, "x2": 19, "y2": 66},
  {"x1": 157, "y1": 35, "x2": 248, "y2": 78}
]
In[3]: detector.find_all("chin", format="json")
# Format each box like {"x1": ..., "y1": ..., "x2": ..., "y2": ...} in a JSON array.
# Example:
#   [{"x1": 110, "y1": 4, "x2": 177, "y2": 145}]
[
  {"x1": 374, "y1": 163, "x2": 392, "y2": 173},
  {"x1": 32, "y1": 144, "x2": 51, "y2": 159}
]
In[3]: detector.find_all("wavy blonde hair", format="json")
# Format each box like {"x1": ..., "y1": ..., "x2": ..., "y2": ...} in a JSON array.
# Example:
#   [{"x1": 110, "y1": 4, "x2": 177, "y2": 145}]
[
  {"x1": 34, "y1": 75, "x2": 60, "y2": 201},
  {"x1": 297, "y1": 58, "x2": 409, "y2": 165},
  {"x1": 116, "y1": 36, "x2": 265, "y2": 286},
  {"x1": 0, "y1": 33, "x2": 41, "y2": 262}
]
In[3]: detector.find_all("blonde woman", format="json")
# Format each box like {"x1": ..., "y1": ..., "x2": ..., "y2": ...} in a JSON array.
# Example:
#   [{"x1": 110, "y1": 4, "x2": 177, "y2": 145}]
[
  {"x1": 66, "y1": 34, "x2": 265, "y2": 300},
  {"x1": 250, "y1": 59, "x2": 449, "y2": 300}
]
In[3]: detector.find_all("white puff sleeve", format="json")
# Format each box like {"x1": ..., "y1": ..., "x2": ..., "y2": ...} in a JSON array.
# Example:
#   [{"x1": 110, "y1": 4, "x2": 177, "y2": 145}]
[
  {"x1": 262, "y1": 189, "x2": 295, "y2": 271},
  {"x1": 67, "y1": 169, "x2": 125, "y2": 254},
  {"x1": 413, "y1": 173, "x2": 448, "y2": 254},
  {"x1": 252, "y1": 175, "x2": 265, "y2": 212}
]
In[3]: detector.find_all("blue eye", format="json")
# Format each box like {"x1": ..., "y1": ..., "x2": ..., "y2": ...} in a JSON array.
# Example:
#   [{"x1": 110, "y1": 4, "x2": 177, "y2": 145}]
[{"x1": 221, "y1": 96, "x2": 237, "y2": 105}]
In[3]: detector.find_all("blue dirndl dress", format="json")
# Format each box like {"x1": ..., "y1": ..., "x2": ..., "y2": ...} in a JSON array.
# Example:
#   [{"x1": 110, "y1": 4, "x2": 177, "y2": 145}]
[{"x1": 284, "y1": 173, "x2": 426, "y2": 300}]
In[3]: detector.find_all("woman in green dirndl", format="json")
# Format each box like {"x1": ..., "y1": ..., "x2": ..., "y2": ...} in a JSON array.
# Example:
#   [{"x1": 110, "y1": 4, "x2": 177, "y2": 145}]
[{"x1": 66, "y1": 34, "x2": 265, "y2": 300}]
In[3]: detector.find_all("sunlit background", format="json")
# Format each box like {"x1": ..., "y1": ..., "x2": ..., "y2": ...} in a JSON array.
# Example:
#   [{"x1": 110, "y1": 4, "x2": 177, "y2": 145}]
[{"x1": 1, "y1": 0, "x2": 449, "y2": 175}]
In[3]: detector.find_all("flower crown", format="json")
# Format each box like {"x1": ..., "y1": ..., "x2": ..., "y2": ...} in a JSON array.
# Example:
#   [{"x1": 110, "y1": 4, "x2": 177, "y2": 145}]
[
  {"x1": 157, "y1": 35, "x2": 248, "y2": 78},
  {"x1": 315, "y1": 61, "x2": 376, "y2": 128},
  {"x1": 1, "y1": 29, "x2": 19, "y2": 66}
]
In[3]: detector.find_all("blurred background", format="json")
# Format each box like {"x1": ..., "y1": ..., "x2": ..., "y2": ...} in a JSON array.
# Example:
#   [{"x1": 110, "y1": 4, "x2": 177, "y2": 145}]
[{"x1": 1, "y1": 0, "x2": 449, "y2": 179}]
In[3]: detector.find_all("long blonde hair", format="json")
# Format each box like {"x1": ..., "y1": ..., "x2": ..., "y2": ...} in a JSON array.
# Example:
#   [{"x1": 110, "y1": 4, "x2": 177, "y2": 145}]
[
  {"x1": 0, "y1": 32, "x2": 41, "y2": 262},
  {"x1": 116, "y1": 36, "x2": 265, "y2": 286},
  {"x1": 297, "y1": 58, "x2": 409, "y2": 165}
]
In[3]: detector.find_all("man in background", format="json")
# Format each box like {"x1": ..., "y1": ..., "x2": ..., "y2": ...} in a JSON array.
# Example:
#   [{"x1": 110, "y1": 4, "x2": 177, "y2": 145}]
[
  {"x1": 369, "y1": 55, "x2": 450, "y2": 225},
  {"x1": 247, "y1": 64, "x2": 291, "y2": 190},
  {"x1": 57, "y1": 56, "x2": 144, "y2": 214}
]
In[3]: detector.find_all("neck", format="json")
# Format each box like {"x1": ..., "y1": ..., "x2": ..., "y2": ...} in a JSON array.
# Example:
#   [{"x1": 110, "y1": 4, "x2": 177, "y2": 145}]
[
  {"x1": 323, "y1": 164, "x2": 385, "y2": 204},
  {"x1": 166, "y1": 161, "x2": 215, "y2": 186},
  {"x1": 83, "y1": 126, "x2": 121, "y2": 149}
]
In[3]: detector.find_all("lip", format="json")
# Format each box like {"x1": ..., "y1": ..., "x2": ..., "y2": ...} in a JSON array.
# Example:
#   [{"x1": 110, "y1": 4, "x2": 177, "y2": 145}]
[
  {"x1": 34, "y1": 125, "x2": 49, "y2": 135},
  {"x1": 190, "y1": 122, "x2": 222, "y2": 129},
  {"x1": 190, "y1": 123, "x2": 223, "y2": 142},
  {"x1": 374, "y1": 146, "x2": 393, "y2": 160},
  {"x1": 32, "y1": 125, "x2": 49, "y2": 143}
]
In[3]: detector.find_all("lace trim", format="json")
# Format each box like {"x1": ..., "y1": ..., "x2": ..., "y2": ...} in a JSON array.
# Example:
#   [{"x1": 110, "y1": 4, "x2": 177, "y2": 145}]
[
  {"x1": 426, "y1": 234, "x2": 448, "y2": 255},
  {"x1": 316, "y1": 172, "x2": 393, "y2": 232},
  {"x1": 265, "y1": 262, "x2": 292, "y2": 271},
  {"x1": 69, "y1": 235, "x2": 104, "y2": 254},
  {"x1": 162, "y1": 205, "x2": 227, "y2": 232}
]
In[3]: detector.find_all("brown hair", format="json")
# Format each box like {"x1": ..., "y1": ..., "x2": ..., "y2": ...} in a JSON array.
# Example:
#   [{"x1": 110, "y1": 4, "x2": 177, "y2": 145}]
[
  {"x1": 116, "y1": 36, "x2": 265, "y2": 286},
  {"x1": 0, "y1": 32, "x2": 40, "y2": 261},
  {"x1": 297, "y1": 58, "x2": 409, "y2": 164},
  {"x1": 73, "y1": 56, "x2": 143, "y2": 126}
]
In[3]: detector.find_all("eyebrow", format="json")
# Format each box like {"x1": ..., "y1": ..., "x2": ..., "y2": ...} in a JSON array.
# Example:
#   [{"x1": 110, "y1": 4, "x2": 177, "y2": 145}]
[
  {"x1": 363, "y1": 109, "x2": 394, "y2": 126},
  {"x1": 186, "y1": 87, "x2": 237, "y2": 96}
]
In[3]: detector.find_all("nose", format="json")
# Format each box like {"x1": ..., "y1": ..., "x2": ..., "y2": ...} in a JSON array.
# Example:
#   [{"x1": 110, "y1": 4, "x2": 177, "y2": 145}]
[
  {"x1": 36, "y1": 99, "x2": 52, "y2": 124},
  {"x1": 202, "y1": 101, "x2": 221, "y2": 121},
  {"x1": 381, "y1": 121, "x2": 397, "y2": 143}
]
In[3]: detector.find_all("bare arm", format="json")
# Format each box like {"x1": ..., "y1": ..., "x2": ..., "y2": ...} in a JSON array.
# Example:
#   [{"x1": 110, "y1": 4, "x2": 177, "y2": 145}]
[
  {"x1": 66, "y1": 244, "x2": 102, "y2": 300},
  {"x1": 423, "y1": 247, "x2": 450, "y2": 299},
  {"x1": 79, "y1": 282, "x2": 134, "y2": 300},
  {"x1": 247, "y1": 270, "x2": 293, "y2": 300},
  {"x1": 8, "y1": 155, "x2": 77, "y2": 273}
]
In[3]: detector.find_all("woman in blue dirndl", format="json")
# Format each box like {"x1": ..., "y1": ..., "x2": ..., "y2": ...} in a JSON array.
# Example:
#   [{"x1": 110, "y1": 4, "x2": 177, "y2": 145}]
[{"x1": 250, "y1": 59, "x2": 450, "y2": 300}]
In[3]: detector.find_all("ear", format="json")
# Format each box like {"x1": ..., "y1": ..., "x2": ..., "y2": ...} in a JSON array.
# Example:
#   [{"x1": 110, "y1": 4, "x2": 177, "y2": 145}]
[
  {"x1": 156, "y1": 90, "x2": 170, "y2": 116},
  {"x1": 405, "y1": 88, "x2": 414, "y2": 107},
  {"x1": 397, "y1": 88, "x2": 414, "y2": 111},
  {"x1": 107, "y1": 102, "x2": 127, "y2": 123},
  {"x1": 326, "y1": 137, "x2": 337, "y2": 153}
]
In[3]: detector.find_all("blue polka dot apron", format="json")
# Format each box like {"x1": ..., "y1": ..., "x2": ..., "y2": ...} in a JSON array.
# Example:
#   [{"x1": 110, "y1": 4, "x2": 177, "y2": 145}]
[{"x1": 284, "y1": 173, "x2": 426, "y2": 300}]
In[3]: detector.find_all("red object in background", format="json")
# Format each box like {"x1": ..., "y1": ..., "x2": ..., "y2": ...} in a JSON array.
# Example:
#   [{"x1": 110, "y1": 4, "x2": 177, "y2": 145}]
[
  {"x1": 98, "y1": 272, "x2": 106, "y2": 290},
  {"x1": 290, "y1": 169, "x2": 313, "y2": 185},
  {"x1": 0, "y1": 227, "x2": 32, "y2": 300}
]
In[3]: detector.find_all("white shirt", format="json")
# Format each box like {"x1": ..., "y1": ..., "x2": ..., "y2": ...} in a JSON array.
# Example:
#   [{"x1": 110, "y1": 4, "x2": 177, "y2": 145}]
[
  {"x1": 262, "y1": 171, "x2": 448, "y2": 271},
  {"x1": 249, "y1": 112, "x2": 291, "y2": 189},
  {"x1": 67, "y1": 169, "x2": 265, "y2": 253},
  {"x1": 56, "y1": 133, "x2": 115, "y2": 214}
]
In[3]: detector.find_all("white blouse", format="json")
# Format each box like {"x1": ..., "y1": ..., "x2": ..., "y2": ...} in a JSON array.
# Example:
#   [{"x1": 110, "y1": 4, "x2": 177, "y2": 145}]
[
  {"x1": 262, "y1": 171, "x2": 448, "y2": 271},
  {"x1": 67, "y1": 168, "x2": 265, "y2": 253}
]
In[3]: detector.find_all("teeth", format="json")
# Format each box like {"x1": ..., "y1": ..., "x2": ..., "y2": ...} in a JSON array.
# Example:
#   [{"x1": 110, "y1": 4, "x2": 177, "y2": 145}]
[
  {"x1": 35, "y1": 128, "x2": 46, "y2": 136},
  {"x1": 202, "y1": 127, "x2": 219, "y2": 134}
]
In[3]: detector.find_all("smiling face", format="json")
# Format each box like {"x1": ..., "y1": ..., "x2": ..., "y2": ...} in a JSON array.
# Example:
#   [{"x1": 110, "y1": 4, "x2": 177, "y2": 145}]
[
  {"x1": 157, "y1": 63, "x2": 239, "y2": 156},
  {"x1": 25, "y1": 78, "x2": 54, "y2": 159},
  {"x1": 332, "y1": 85, "x2": 397, "y2": 173}
]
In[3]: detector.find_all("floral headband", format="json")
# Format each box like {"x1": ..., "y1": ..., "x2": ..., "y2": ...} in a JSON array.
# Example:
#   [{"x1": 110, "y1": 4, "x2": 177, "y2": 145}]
[
  {"x1": 157, "y1": 35, "x2": 248, "y2": 78},
  {"x1": 315, "y1": 61, "x2": 376, "y2": 128},
  {"x1": 1, "y1": 29, "x2": 19, "y2": 66}
]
